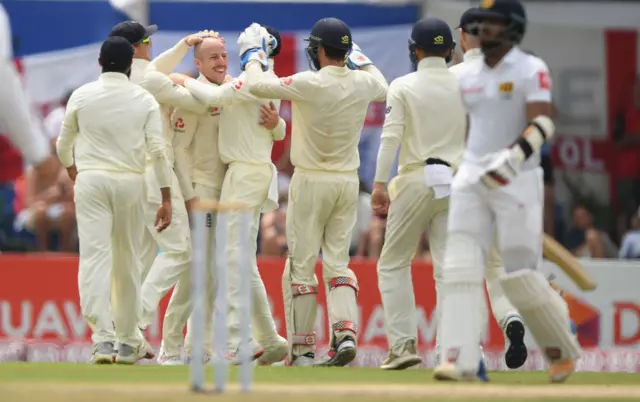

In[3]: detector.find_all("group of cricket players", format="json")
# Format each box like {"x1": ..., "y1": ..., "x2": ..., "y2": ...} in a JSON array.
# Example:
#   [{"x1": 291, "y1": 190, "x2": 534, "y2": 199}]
[{"x1": 53, "y1": 0, "x2": 582, "y2": 383}]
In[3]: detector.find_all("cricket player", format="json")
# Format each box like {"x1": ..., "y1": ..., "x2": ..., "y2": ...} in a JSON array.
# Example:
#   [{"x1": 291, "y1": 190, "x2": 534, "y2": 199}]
[
  {"x1": 434, "y1": 0, "x2": 581, "y2": 383},
  {"x1": 0, "y1": 4, "x2": 59, "y2": 188},
  {"x1": 152, "y1": 33, "x2": 288, "y2": 365},
  {"x1": 56, "y1": 37, "x2": 172, "y2": 364},
  {"x1": 448, "y1": 6, "x2": 528, "y2": 370},
  {"x1": 236, "y1": 20, "x2": 388, "y2": 366},
  {"x1": 372, "y1": 17, "x2": 465, "y2": 371},
  {"x1": 168, "y1": 26, "x2": 288, "y2": 364}
]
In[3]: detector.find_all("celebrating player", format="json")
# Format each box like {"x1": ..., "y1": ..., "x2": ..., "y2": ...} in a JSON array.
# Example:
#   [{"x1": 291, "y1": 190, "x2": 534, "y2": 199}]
[
  {"x1": 434, "y1": 0, "x2": 581, "y2": 383},
  {"x1": 56, "y1": 37, "x2": 171, "y2": 364},
  {"x1": 169, "y1": 27, "x2": 288, "y2": 365},
  {"x1": 372, "y1": 17, "x2": 467, "y2": 371},
  {"x1": 449, "y1": 6, "x2": 528, "y2": 370},
  {"x1": 237, "y1": 20, "x2": 387, "y2": 366}
]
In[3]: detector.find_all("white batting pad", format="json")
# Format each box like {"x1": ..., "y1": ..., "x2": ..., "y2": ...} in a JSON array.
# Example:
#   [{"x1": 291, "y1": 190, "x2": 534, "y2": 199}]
[
  {"x1": 282, "y1": 259, "x2": 318, "y2": 361},
  {"x1": 500, "y1": 270, "x2": 582, "y2": 363}
]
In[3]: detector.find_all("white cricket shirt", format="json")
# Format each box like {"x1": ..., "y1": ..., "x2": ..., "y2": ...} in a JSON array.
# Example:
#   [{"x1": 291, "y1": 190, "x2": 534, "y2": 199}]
[
  {"x1": 56, "y1": 73, "x2": 170, "y2": 186},
  {"x1": 458, "y1": 47, "x2": 552, "y2": 170},
  {"x1": 172, "y1": 74, "x2": 226, "y2": 197},
  {"x1": 185, "y1": 59, "x2": 284, "y2": 165},
  {"x1": 245, "y1": 62, "x2": 388, "y2": 172},
  {"x1": 374, "y1": 57, "x2": 466, "y2": 183}
]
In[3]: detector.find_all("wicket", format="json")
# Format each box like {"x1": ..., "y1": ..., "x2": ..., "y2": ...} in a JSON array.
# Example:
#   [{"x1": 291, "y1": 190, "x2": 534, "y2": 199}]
[{"x1": 189, "y1": 200, "x2": 254, "y2": 393}]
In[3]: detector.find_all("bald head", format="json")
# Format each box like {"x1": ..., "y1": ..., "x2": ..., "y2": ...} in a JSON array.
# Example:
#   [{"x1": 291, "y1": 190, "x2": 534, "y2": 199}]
[
  {"x1": 193, "y1": 37, "x2": 228, "y2": 85},
  {"x1": 194, "y1": 37, "x2": 225, "y2": 60}
]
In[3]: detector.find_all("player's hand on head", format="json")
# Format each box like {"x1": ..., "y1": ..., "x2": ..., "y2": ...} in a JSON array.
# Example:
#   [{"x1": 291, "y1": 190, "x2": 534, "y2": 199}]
[
  {"x1": 169, "y1": 73, "x2": 190, "y2": 87},
  {"x1": 259, "y1": 102, "x2": 279, "y2": 130},
  {"x1": 480, "y1": 148, "x2": 523, "y2": 190},
  {"x1": 155, "y1": 201, "x2": 172, "y2": 232},
  {"x1": 347, "y1": 42, "x2": 373, "y2": 70},
  {"x1": 184, "y1": 31, "x2": 209, "y2": 47}
]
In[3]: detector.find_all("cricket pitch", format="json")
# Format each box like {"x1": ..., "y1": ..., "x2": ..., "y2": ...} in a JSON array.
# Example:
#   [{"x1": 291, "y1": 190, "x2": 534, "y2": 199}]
[{"x1": 1, "y1": 363, "x2": 639, "y2": 402}]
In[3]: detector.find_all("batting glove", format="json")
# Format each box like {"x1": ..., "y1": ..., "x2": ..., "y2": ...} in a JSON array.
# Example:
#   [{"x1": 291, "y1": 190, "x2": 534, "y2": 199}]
[
  {"x1": 479, "y1": 148, "x2": 524, "y2": 189},
  {"x1": 347, "y1": 42, "x2": 373, "y2": 70},
  {"x1": 238, "y1": 23, "x2": 269, "y2": 71}
]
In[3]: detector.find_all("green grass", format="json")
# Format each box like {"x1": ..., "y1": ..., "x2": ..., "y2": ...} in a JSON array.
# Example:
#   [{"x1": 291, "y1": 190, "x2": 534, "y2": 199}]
[{"x1": 0, "y1": 362, "x2": 639, "y2": 385}]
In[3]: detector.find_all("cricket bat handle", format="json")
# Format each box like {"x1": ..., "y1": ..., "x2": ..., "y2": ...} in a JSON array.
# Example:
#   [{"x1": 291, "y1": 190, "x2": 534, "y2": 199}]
[{"x1": 542, "y1": 234, "x2": 597, "y2": 291}]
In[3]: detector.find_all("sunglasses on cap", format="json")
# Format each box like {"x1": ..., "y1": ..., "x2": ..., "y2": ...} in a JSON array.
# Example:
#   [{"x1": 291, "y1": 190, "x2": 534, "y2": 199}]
[{"x1": 141, "y1": 37, "x2": 150, "y2": 44}]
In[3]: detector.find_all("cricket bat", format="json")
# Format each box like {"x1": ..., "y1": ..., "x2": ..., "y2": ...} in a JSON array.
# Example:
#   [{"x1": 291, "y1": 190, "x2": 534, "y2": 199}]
[{"x1": 542, "y1": 234, "x2": 597, "y2": 291}]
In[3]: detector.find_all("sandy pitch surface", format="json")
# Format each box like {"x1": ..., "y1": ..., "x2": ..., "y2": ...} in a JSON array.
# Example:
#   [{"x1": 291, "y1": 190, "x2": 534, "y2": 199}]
[{"x1": 2, "y1": 382, "x2": 640, "y2": 401}]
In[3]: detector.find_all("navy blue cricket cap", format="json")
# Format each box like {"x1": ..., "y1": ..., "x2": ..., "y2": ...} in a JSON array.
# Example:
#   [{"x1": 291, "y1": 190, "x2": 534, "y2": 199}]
[
  {"x1": 457, "y1": 7, "x2": 482, "y2": 32},
  {"x1": 99, "y1": 36, "x2": 134, "y2": 70},
  {"x1": 108, "y1": 21, "x2": 158, "y2": 45}
]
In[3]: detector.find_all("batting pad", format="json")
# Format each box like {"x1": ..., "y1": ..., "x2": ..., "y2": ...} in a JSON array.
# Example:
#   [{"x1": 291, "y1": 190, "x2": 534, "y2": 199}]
[
  {"x1": 326, "y1": 269, "x2": 359, "y2": 348},
  {"x1": 500, "y1": 270, "x2": 582, "y2": 363},
  {"x1": 282, "y1": 259, "x2": 318, "y2": 361},
  {"x1": 438, "y1": 282, "x2": 485, "y2": 373}
]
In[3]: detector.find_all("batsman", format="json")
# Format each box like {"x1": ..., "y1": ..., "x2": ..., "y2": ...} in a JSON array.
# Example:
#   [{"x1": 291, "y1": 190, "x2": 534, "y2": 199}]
[
  {"x1": 239, "y1": 19, "x2": 387, "y2": 366},
  {"x1": 434, "y1": 0, "x2": 581, "y2": 383}
]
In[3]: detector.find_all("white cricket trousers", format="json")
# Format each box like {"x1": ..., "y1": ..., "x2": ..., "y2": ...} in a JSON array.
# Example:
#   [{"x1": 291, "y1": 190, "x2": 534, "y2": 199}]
[
  {"x1": 75, "y1": 170, "x2": 145, "y2": 347},
  {"x1": 377, "y1": 168, "x2": 449, "y2": 354}
]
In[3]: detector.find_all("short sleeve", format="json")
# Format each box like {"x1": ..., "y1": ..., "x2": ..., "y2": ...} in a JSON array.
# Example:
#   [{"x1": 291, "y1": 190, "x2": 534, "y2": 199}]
[{"x1": 524, "y1": 58, "x2": 552, "y2": 103}]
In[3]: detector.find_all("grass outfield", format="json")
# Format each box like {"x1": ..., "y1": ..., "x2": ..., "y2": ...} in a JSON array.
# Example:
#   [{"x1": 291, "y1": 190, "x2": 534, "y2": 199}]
[{"x1": 0, "y1": 363, "x2": 639, "y2": 401}]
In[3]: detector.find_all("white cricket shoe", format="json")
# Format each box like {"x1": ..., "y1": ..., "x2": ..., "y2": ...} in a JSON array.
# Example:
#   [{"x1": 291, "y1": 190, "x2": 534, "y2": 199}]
[
  {"x1": 504, "y1": 315, "x2": 528, "y2": 369},
  {"x1": 290, "y1": 353, "x2": 315, "y2": 367},
  {"x1": 228, "y1": 339, "x2": 264, "y2": 365},
  {"x1": 90, "y1": 342, "x2": 115, "y2": 365},
  {"x1": 433, "y1": 362, "x2": 478, "y2": 382},
  {"x1": 257, "y1": 336, "x2": 288, "y2": 366},
  {"x1": 136, "y1": 328, "x2": 156, "y2": 361},
  {"x1": 115, "y1": 343, "x2": 138, "y2": 365},
  {"x1": 380, "y1": 339, "x2": 422, "y2": 370},
  {"x1": 157, "y1": 354, "x2": 184, "y2": 366}
]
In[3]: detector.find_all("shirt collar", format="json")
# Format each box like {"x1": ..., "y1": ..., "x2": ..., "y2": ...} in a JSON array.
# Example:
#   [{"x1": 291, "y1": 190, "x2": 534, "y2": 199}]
[
  {"x1": 197, "y1": 73, "x2": 220, "y2": 86},
  {"x1": 417, "y1": 57, "x2": 448, "y2": 70},
  {"x1": 463, "y1": 48, "x2": 483, "y2": 63},
  {"x1": 321, "y1": 65, "x2": 349, "y2": 76},
  {"x1": 133, "y1": 58, "x2": 150, "y2": 69},
  {"x1": 99, "y1": 72, "x2": 129, "y2": 82}
]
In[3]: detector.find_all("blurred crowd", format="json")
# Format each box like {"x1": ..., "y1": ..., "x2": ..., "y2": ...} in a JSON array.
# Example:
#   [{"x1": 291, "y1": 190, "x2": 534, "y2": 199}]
[{"x1": 2, "y1": 76, "x2": 640, "y2": 260}]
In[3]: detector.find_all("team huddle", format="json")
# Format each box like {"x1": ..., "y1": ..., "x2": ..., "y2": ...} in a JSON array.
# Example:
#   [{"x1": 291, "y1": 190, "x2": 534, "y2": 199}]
[{"x1": 55, "y1": 0, "x2": 581, "y2": 382}]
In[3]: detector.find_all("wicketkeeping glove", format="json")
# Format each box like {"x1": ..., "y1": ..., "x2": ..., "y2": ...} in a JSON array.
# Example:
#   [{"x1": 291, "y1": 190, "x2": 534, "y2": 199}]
[
  {"x1": 238, "y1": 23, "x2": 269, "y2": 71},
  {"x1": 479, "y1": 148, "x2": 524, "y2": 189},
  {"x1": 347, "y1": 42, "x2": 373, "y2": 70}
]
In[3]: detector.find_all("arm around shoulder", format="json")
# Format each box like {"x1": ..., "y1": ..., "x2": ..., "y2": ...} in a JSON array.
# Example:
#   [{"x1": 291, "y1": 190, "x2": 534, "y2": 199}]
[{"x1": 246, "y1": 61, "x2": 309, "y2": 101}]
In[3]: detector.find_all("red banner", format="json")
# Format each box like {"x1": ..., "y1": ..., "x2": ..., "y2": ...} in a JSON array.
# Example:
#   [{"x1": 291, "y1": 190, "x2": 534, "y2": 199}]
[{"x1": 0, "y1": 254, "x2": 504, "y2": 350}]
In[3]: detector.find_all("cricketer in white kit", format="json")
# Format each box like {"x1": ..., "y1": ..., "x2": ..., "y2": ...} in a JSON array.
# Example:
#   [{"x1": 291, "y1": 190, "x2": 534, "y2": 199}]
[
  {"x1": 238, "y1": 20, "x2": 387, "y2": 366},
  {"x1": 434, "y1": 0, "x2": 581, "y2": 383},
  {"x1": 56, "y1": 37, "x2": 172, "y2": 364},
  {"x1": 448, "y1": 6, "x2": 527, "y2": 370},
  {"x1": 169, "y1": 26, "x2": 289, "y2": 364},
  {"x1": 372, "y1": 17, "x2": 465, "y2": 371},
  {"x1": 153, "y1": 33, "x2": 287, "y2": 366},
  {"x1": 107, "y1": 22, "x2": 213, "y2": 360}
]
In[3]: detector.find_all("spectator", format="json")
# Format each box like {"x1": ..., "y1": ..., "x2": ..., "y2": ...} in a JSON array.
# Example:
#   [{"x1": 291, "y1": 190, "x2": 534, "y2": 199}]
[
  {"x1": 13, "y1": 167, "x2": 76, "y2": 252},
  {"x1": 619, "y1": 207, "x2": 640, "y2": 259},
  {"x1": 565, "y1": 204, "x2": 617, "y2": 258}
]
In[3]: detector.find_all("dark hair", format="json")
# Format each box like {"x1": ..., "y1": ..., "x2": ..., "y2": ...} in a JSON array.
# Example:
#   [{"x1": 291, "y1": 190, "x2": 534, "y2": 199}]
[
  {"x1": 323, "y1": 45, "x2": 348, "y2": 61},
  {"x1": 264, "y1": 26, "x2": 282, "y2": 58}
]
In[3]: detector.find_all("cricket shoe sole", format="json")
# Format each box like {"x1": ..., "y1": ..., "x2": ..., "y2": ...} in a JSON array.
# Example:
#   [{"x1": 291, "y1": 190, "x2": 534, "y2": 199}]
[{"x1": 505, "y1": 318, "x2": 528, "y2": 369}]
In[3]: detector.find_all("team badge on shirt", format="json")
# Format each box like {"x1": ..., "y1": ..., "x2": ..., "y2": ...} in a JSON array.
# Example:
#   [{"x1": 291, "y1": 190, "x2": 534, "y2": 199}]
[
  {"x1": 498, "y1": 81, "x2": 514, "y2": 99},
  {"x1": 209, "y1": 106, "x2": 221, "y2": 116},
  {"x1": 174, "y1": 117, "x2": 185, "y2": 133}
]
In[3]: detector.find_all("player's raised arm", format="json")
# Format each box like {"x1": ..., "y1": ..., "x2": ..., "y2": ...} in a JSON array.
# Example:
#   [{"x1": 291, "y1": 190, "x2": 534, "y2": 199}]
[
  {"x1": 346, "y1": 42, "x2": 388, "y2": 102},
  {"x1": 171, "y1": 109, "x2": 198, "y2": 202},
  {"x1": 140, "y1": 33, "x2": 220, "y2": 113}
]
